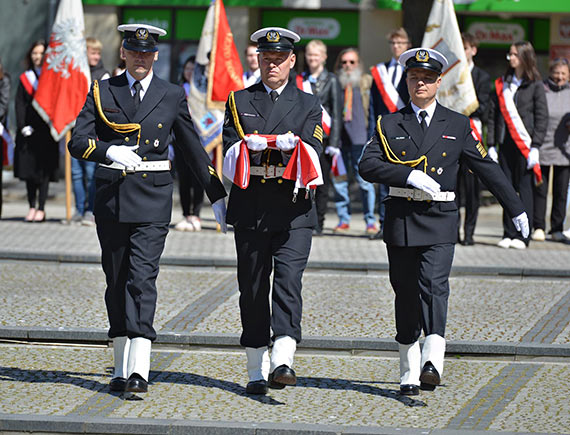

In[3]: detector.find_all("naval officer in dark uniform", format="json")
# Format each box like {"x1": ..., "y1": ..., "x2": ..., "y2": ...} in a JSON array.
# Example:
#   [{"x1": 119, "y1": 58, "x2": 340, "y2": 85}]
[
  {"x1": 359, "y1": 48, "x2": 529, "y2": 396},
  {"x1": 69, "y1": 24, "x2": 227, "y2": 394},
  {"x1": 222, "y1": 27, "x2": 323, "y2": 395}
]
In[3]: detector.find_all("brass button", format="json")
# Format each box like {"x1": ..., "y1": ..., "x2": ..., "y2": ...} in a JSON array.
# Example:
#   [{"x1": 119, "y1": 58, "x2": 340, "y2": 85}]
[
  {"x1": 143, "y1": 156, "x2": 148, "y2": 161},
  {"x1": 121, "y1": 170, "x2": 126, "y2": 177},
  {"x1": 142, "y1": 173, "x2": 147, "y2": 179},
  {"x1": 401, "y1": 151, "x2": 406, "y2": 156},
  {"x1": 260, "y1": 179, "x2": 266, "y2": 184},
  {"x1": 277, "y1": 179, "x2": 283, "y2": 184},
  {"x1": 277, "y1": 163, "x2": 283, "y2": 167},
  {"x1": 253, "y1": 130, "x2": 258, "y2": 134},
  {"x1": 124, "y1": 137, "x2": 130, "y2": 142},
  {"x1": 145, "y1": 139, "x2": 150, "y2": 145},
  {"x1": 442, "y1": 152, "x2": 447, "y2": 157},
  {"x1": 426, "y1": 199, "x2": 432, "y2": 203},
  {"x1": 407, "y1": 197, "x2": 412, "y2": 201},
  {"x1": 431, "y1": 167, "x2": 436, "y2": 172},
  {"x1": 158, "y1": 123, "x2": 163, "y2": 129}
]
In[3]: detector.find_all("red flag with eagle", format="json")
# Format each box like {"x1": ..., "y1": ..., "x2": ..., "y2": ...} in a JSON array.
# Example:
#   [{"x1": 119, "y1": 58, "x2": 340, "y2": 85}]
[{"x1": 32, "y1": 0, "x2": 90, "y2": 141}]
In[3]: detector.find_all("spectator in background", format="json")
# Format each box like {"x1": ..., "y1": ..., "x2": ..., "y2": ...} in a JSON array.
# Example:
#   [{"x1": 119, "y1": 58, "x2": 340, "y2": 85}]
[
  {"x1": 71, "y1": 37, "x2": 110, "y2": 226},
  {"x1": 487, "y1": 41, "x2": 548, "y2": 250},
  {"x1": 173, "y1": 55, "x2": 205, "y2": 232},
  {"x1": 532, "y1": 57, "x2": 570, "y2": 243},
  {"x1": 112, "y1": 59, "x2": 126, "y2": 77},
  {"x1": 242, "y1": 42, "x2": 260, "y2": 88},
  {"x1": 333, "y1": 48, "x2": 377, "y2": 235},
  {"x1": 14, "y1": 40, "x2": 59, "y2": 223},
  {"x1": 368, "y1": 28, "x2": 411, "y2": 240},
  {"x1": 300, "y1": 39, "x2": 342, "y2": 235},
  {"x1": 0, "y1": 56, "x2": 11, "y2": 219},
  {"x1": 456, "y1": 33, "x2": 491, "y2": 246}
]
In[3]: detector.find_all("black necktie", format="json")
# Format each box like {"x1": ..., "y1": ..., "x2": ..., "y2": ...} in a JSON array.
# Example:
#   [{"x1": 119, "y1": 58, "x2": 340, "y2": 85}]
[
  {"x1": 133, "y1": 81, "x2": 142, "y2": 111},
  {"x1": 270, "y1": 90, "x2": 279, "y2": 103},
  {"x1": 419, "y1": 110, "x2": 428, "y2": 132},
  {"x1": 391, "y1": 65, "x2": 398, "y2": 85}
]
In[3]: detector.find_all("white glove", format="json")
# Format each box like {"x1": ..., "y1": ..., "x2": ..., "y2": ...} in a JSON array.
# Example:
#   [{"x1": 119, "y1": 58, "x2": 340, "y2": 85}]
[
  {"x1": 245, "y1": 134, "x2": 268, "y2": 152},
  {"x1": 406, "y1": 170, "x2": 441, "y2": 196},
  {"x1": 106, "y1": 145, "x2": 142, "y2": 167},
  {"x1": 526, "y1": 147, "x2": 539, "y2": 169},
  {"x1": 212, "y1": 198, "x2": 227, "y2": 234},
  {"x1": 488, "y1": 146, "x2": 499, "y2": 163},
  {"x1": 21, "y1": 126, "x2": 34, "y2": 137},
  {"x1": 276, "y1": 132, "x2": 298, "y2": 152},
  {"x1": 325, "y1": 146, "x2": 341, "y2": 157},
  {"x1": 512, "y1": 211, "x2": 529, "y2": 239}
]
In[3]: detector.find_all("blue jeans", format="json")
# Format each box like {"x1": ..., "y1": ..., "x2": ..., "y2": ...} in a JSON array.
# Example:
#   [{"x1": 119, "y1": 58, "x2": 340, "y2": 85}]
[
  {"x1": 71, "y1": 157, "x2": 96, "y2": 215},
  {"x1": 332, "y1": 144, "x2": 376, "y2": 226}
]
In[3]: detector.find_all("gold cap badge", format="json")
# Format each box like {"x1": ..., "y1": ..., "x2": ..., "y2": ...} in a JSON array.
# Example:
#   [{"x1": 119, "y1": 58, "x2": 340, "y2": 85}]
[
  {"x1": 266, "y1": 30, "x2": 280, "y2": 42},
  {"x1": 136, "y1": 28, "x2": 149, "y2": 40},
  {"x1": 415, "y1": 50, "x2": 429, "y2": 62}
]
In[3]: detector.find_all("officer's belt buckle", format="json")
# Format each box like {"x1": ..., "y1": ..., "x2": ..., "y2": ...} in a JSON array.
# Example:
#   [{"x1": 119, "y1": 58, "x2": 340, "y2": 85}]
[
  {"x1": 264, "y1": 165, "x2": 277, "y2": 179},
  {"x1": 125, "y1": 166, "x2": 136, "y2": 174},
  {"x1": 413, "y1": 189, "x2": 423, "y2": 201}
]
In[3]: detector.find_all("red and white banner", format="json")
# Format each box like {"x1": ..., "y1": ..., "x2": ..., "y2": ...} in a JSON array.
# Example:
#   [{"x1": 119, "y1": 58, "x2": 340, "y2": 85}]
[
  {"x1": 223, "y1": 134, "x2": 323, "y2": 192},
  {"x1": 32, "y1": 0, "x2": 90, "y2": 141},
  {"x1": 469, "y1": 118, "x2": 482, "y2": 143},
  {"x1": 370, "y1": 64, "x2": 405, "y2": 114},
  {"x1": 495, "y1": 77, "x2": 542, "y2": 184},
  {"x1": 296, "y1": 75, "x2": 331, "y2": 135},
  {"x1": 19, "y1": 70, "x2": 38, "y2": 96},
  {"x1": 206, "y1": 0, "x2": 243, "y2": 108}
]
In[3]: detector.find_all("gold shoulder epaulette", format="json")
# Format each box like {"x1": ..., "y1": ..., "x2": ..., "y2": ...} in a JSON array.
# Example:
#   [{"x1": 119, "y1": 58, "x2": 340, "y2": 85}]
[
  {"x1": 376, "y1": 115, "x2": 427, "y2": 173},
  {"x1": 93, "y1": 80, "x2": 141, "y2": 145}
]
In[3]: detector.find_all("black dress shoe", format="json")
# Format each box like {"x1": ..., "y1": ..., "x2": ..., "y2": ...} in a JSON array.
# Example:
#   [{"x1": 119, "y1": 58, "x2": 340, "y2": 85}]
[
  {"x1": 369, "y1": 229, "x2": 383, "y2": 240},
  {"x1": 245, "y1": 379, "x2": 268, "y2": 395},
  {"x1": 268, "y1": 365, "x2": 296, "y2": 389},
  {"x1": 399, "y1": 384, "x2": 419, "y2": 396},
  {"x1": 420, "y1": 382, "x2": 436, "y2": 391},
  {"x1": 461, "y1": 237, "x2": 474, "y2": 246},
  {"x1": 420, "y1": 362, "x2": 441, "y2": 386},
  {"x1": 109, "y1": 377, "x2": 126, "y2": 392},
  {"x1": 125, "y1": 373, "x2": 148, "y2": 393}
]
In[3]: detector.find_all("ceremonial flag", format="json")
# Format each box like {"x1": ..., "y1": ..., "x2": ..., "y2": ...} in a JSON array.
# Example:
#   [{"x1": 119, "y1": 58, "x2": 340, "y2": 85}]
[
  {"x1": 189, "y1": 0, "x2": 243, "y2": 147},
  {"x1": 422, "y1": 0, "x2": 478, "y2": 116},
  {"x1": 32, "y1": 0, "x2": 90, "y2": 141}
]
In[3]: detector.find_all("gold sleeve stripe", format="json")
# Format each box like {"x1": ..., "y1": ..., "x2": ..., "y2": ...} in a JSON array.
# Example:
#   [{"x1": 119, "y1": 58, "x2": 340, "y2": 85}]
[
  {"x1": 376, "y1": 116, "x2": 428, "y2": 173},
  {"x1": 313, "y1": 125, "x2": 323, "y2": 142},
  {"x1": 93, "y1": 80, "x2": 141, "y2": 146},
  {"x1": 476, "y1": 142, "x2": 487, "y2": 158},
  {"x1": 208, "y1": 165, "x2": 220, "y2": 179},
  {"x1": 83, "y1": 138, "x2": 96, "y2": 159}
]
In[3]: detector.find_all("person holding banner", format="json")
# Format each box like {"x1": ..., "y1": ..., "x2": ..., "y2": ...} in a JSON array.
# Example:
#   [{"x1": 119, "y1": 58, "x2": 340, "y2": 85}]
[
  {"x1": 69, "y1": 24, "x2": 227, "y2": 394},
  {"x1": 222, "y1": 27, "x2": 323, "y2": 395},
  {"x1": 487, "y1": 41, "x2": 548, "y2": 250},
  {"x1": 368, "y1": 28, "x2": 411, "y2": 240},
  {"x1": 359, "y1": 47, "x2": 528, "y2": 396}
]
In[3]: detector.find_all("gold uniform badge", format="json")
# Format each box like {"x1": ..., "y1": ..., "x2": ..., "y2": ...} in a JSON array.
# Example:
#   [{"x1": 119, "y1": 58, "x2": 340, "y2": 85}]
[
  {"x1": 136, "y1": 28, "x2": 149, "y2": 40},
  {"x1": 415, "y1": 50, "x2": 429, "y2": 62},
  {"x1": 266, "y1": 30, "x2": 280, "y2": 42}
]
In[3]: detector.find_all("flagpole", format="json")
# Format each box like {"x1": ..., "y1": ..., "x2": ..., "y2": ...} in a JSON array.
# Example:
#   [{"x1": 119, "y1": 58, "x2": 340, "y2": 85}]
[{"x1": 65, "y1": 131, "x2": 72, "y2": 222}]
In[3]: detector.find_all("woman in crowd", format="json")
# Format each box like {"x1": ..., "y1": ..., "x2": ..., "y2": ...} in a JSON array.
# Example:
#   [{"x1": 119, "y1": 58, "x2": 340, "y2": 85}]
[
  {"x1": 173, "y1": 55, "x2": 205, "y2": 232},
  {"x1": 532, "y1": 57, "x2": 570, "y2": 243},
  {"x1": 0, "y1": 56, "x2": 11, "y2": 219},
  {"x1": 487, "y1": 41, "x2": 548, "y2": 249},
  {"x1": 14, "y1": 40, "x2": 60, "y2": 223}
]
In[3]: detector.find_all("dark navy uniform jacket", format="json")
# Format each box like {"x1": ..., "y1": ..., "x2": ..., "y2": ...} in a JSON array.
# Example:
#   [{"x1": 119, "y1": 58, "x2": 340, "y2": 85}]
[
  {"x1": 359, "y1": 103, "x2": 525, "y2": 246},
  {"x1": 69, "y1": 73, "x2": 226, "y2": 223},
  {"x1": 223, "y1": 80, "x2": 323, "y2": 231}
]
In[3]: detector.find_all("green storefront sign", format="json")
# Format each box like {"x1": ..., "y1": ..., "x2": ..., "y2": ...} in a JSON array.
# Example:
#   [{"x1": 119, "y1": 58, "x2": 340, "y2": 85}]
[
  {"x1": 262, "y1": 10, "x2": 359, "y2": 46},
  {"x1": 122, "y1": 8, "x2": 172, "y2": 37}
]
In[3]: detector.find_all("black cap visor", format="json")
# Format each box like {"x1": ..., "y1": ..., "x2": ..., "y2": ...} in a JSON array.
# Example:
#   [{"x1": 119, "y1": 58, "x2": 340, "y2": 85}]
[
  {"x1": 405, "y1": 59, "x2": 442, "y2": 75},
  {"x1": 257, "y1": 37, "x2": 294, "y2": 53}
]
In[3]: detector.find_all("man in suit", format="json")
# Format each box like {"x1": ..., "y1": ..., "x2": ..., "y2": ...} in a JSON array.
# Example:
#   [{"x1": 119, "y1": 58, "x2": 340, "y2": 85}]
[
  {"x1": 457, "y1": 32, "x2": 491, "y2": 245},
  {"x1": 359, "y1": 47, "x2": 529, "y2": 396},
  {"x1": 222, "y1": 27, "x2": 323, "y2": 395},
  {"x1": 69, "y1": 24, "x2": 227, "y2": 394},
  {"x1": 368, "y1": 28, "x2": 412, "y2": 240}
]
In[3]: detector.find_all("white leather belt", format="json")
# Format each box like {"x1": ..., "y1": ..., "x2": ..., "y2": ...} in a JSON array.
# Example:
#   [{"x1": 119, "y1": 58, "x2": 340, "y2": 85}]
[
  {"x1": 250, "y1": 165, "x2": 286, "y2": 179},
  {"x1": 100, "y1": 160, "x2": 171, "y2": 173},
  {"x1": 389, "y1": 187, "x2": 456, "y2": 202}
]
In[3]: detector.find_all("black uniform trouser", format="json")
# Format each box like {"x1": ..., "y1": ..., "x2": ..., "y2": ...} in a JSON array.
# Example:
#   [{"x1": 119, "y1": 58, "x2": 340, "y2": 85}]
[
  {"x1": 457, "y1": 161, "x2": 480, "y2": 240},
  {"x1": 533, "y1": 165, "x2": 570, "y2": 233},
  {"x1": 96, "y1": 218, "x2": 169, "y2": 341},
  {"x1": 234, "y1": 227, "x2": 312, "y2": 348},
  {"x1": 174, "y1": 147, "x2": 204, "y2": 217},
  {"x1": 387, "y1": 243, "x2": 455, "y2": 345},
  {"x1": 499, "y1": 140, "x2": 533, "y2": 242},
  {"x1": 315, "y1": 154, "x2": 332, "y2": 230}
]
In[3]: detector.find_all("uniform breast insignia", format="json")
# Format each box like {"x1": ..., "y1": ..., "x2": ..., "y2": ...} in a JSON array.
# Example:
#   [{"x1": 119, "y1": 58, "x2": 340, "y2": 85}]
[
  {"x1": 82, "y1": 138, "x2": 97, "y2": 159},
  {"x1": 313, "y1": 125, "x2": 323, "y2": 142},
  {"x1": 103, "y1": 107, "x2": 120, "y2": 113},
  {"x1": 442, "y1": 135, "x2": 456, "y2": 140},
  {"x1": 476, "y1": 142, "x2": 487, "y2": 158},
  {"x1": 239, "y1": 112, "x2": 258, "y2": 118},
  {"x1": 153, "y1": 139, "x2": 159, "y2": 148}
]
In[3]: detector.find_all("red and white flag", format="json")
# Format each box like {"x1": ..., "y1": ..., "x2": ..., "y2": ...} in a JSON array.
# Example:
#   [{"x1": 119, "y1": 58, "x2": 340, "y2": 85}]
[
  {"x1": 296, "y1": 75, "x2": 332, "y2": 135},
  {"x1": 370, "y1": 63, "x2": 405, "y2": 114},
  {"x1": 32, "y1": 0, "x2": 90, "y2": 141},
  {"x1": 495, "y1": 77, "x2": 542, "y2": 184}
]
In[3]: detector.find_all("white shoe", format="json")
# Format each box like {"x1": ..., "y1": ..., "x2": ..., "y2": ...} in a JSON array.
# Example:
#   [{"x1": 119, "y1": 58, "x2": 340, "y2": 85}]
[
  {"x1": 189, "y1": 215, "x2": 201, "y2": 232},
  {"x1": 563, "y1": 229, "x2": 570, "y2": 239},
  {"x1": 399, "y1": 341, "x2": 421, "y2": 386},
  {"x1": 113, "y1": 336, "x2": 131, "y2": 379},
  {"x1": 497, "y1": 238, "x2": 512, "y2": 249},
  {"x1": 127, "y1": 337, "x2": 152, "y2": 381},
  {"x1": 531, "y1": 228, "x2": 545, "y2": 241},
  {"x1": 174, "y1": 218, "x2": 194, "y2": 232},
  {"x1": 510, "y1": 238, "x2": 527, "y2": 250},
  {"x1": 421, "y1": 334, "x2": 446, "y2": 377},
  {"x1": 270, "y1": 335, "x2": 297, "y2": 372},
  {"x1": 245, "y1": 347, "x2": 270, "y2": 381}
]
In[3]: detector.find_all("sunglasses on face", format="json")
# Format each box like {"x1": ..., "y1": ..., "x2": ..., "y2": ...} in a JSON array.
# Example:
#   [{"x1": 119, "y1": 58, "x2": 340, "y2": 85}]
[{"x1": 341, "y1": 60, "x2": 356, "y2": 65}]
